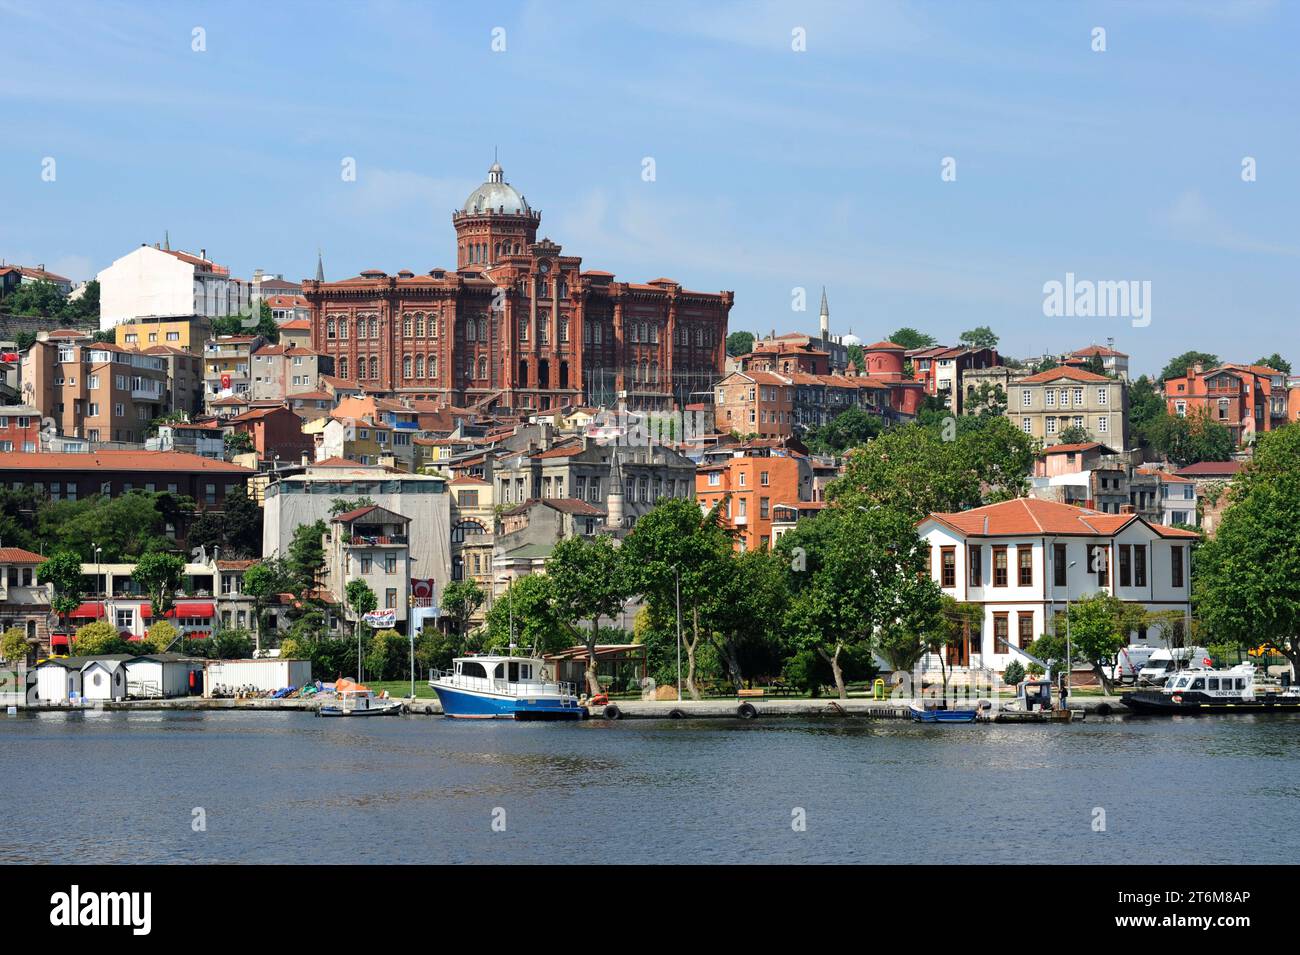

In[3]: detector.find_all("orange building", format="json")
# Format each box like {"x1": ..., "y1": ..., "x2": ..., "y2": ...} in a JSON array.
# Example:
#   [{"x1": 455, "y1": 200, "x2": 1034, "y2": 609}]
[
  {"x1": 1163, "y1": 362, "x2": 1288, "y2": 446},
  {"x1": 696, "y1": 442, "x2": 812, "y2": 551}
]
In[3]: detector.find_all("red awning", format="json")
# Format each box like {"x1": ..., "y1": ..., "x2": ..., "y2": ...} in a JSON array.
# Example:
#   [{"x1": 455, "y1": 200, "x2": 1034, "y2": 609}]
[
  {"x1": 50, "y1": 634, "x2": 69, "y2": 646},
  {"x1": 165, "y1": 603, "x2": 215, "y2": 618},
  {"x1": 69, "y1": 602, "x2": 105, "y2": 618},
  {"x1": 139, "y1": 604, "x2": 152, "y2": 619}
]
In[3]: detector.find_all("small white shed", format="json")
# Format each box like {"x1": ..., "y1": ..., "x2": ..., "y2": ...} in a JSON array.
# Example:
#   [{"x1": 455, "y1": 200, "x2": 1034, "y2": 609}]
[
  {"x1": 124, "y1": 654, "x2": 204, "y2": 699},
  {"x1": 81, "y1": 657, "x2": 129, "y2": 701},
  {"x1": 33, "y1": 659, "x2": 83, "y2": 703}
]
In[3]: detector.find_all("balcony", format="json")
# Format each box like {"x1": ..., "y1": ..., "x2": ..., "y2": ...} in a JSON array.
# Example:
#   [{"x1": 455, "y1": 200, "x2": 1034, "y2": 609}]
[{"x1": 348, "y1": 535, "x2": 409, "y2": 547}]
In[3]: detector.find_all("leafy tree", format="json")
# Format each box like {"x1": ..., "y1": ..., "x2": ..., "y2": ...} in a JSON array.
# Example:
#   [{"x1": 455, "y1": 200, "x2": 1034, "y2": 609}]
[
  {"x1": 1029, "y1": 593, "x2": 1143, "y2": 695},
  {"x1": 1145, "y1": 409, "x2": 1233, "y2": 466},
  {"x1": 14, "y1": 330, "x2": 37, "y2": 351},
  {"x1": 365, "y1": 628, "x2": 408, "y2": 681},
  {"x1": 37, "y1": 492, "x2": 181, "y2": 562},
  {"x1": 778, "y1": 505, "x2": 940, "y2": 699},
  {"x1": 846, "y1": 343, "x2": 865, "y2": 373},
  {"x1": 1256, "y1": 353, "x2": 1291, "y2": 374},
  {"x1": 38, "y1": 551, "x2": 85, "y2": 622},
  {"x1": 1003, "y1": 659, "x2": 1026, "y2": 685},
  {"x1": 958, "y1": 326, "x2": 998, "y2": 351},
  {"x1": 345, "y1": 578, "x2": 378, "y2": 648},
  {"x1": 964, "y1": 381, "x2": 1007, "y2": 417},
  {"x1": 330, "y1": 496, "x2": 377, "y2": 516},
  {"x1": 725, "y1": 331, "x2": 754, "y2": 357},
  {"x1": 132, "y1": 552, "x2": 186, "y2": 619},
  {"x1": 1056, "y1": 424, "x2": 1093, "y2": 445},
  {"x1": 1080, "y1": 354, "x2": 1107, "y2": 376},
  {"x1": 143, "y1": 620, "x2": 181, "y2": 654},
  {"x1": 211, "y1": 300, "x2": 278, "y2": 342},
  {"x1": 287, "y1": 520, "x2": 327, "y2": 594},
  {"x1": 1128, "y1": 375, "x2": 1164, "y2": 436},
  {"x1": 210, "y1": 628, "x2": 254, "y2": 660},
  {"x1": 483, "y1": 575, "x2": 565, "y2": 655},
  {"x1": 706, "y1": 548, "x2": 790, "y2": 691},
  {"x1": 220, "y1": 486, "x2": 262, "y2": 557},
  {"x1": 1159, "y1": 350, "x2": 1218, "y2": 383},
  {"x1": 888, "y1": 327, "x2": 937, "y2": 350},
  {"x1": 1196, "y1": 425, "x2": 1300, "y2": 679},
  {"x1": 243, "y1": 558, "x2": 290, "y2": 645},
  {"x1": 926, "y1": 596, "x2": 983, "y2": 699},
  {"x1": 0, "y1": 487, "x2": 41, "y2": 552},
  {"x1": 224, "y1": 431, "x2": 254, "y2": 456},
  {"x1": 440, "y1": 579, "x2": 485, "y2": 651},
  {"x1": 3, "y1": 279, "x2": 67, "y2": 317},
  {"x1": 72, "y1": 620, "x2": 130, "y2": 655},
  {"x1": 545, "y1": 534, "x2": 631, "y2": 695},
  {"x1": 1, "y1": 626, "x2": 30, "y2": 664},
  {"x1": 622, "y1": 498, "x2": 733, "y2": 700},
  {"x1": 804, "y1": 407, "x2": 884, "y2": 455}
]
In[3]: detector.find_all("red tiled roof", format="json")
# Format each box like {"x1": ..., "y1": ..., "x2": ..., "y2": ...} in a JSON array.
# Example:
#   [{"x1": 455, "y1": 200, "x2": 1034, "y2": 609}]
[
  {"x1": 864, "y1": 340, "x2": 905, "y2": 350},
  {"x1": 1174, "y1": 461, "x2": 1243, "y2": 477},
  {"x1": 0, "y1": 450, "x2": 252, "y2": 473},
  {"x1": 532, "y1": 440, "x2": 584, "y2": 459},
  {"x1": 313, "y1": 456, "x2": 366, "y2": 467},
  {"x1": 0, "y1": 547, "x2": 45, "y2": 563},
  {"x1": 1041, "y1": 442, "x2": 1109, "y2": 455},
  {"x1": 450, "y1": 475, "x2": 489, "y2": 485},
  {"x1": 1019, "y1": 366, "x2": 1111, "y2": 384},
  {"x1": 280, "y1": 318, "x2": 312, "y2": 330},
  {"x1": 331, "y1": 504, "x2": 381, "y2": 523},
  {"x1": 924, "y1": 497, "x2": 1197, "y2": 539},
  {"x1": 1070, "y1": 344, "x2": 1128, "y2": 358}
]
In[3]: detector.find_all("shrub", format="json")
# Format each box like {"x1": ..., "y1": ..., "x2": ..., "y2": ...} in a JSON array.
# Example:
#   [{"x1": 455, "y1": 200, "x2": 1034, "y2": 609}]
[
  {"x1": 72, "y1": 620, "x2": 132, "y2": 656},
  {"x1": 143, "y1": 620, "x2": 181, "y2": 654},
  {"x1": 1, "y1": 626, "x2": 29, "y2": 664},
  {"x1": 1003, "y1": 660, "x2": 1025, "y2": 686},
  {"x1": 210, "y1": 628, "x2": 253, "y2": 660},
  {"x1": 365, "y1": 629, "x2": 409, "y2": 681}
]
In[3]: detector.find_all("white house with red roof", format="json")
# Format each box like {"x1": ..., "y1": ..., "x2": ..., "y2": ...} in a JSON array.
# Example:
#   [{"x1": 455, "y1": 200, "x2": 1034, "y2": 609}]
[{"x1": 916, "y1": 497, "x2": 1196, "y2": 675}]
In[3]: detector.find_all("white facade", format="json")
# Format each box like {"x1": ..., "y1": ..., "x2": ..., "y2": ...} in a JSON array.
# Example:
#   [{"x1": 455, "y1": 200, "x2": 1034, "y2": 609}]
[
  {"x1": 81, "y1": 659, "x2": 127, "y2": 701},
  {"x1": 917, "y1": 503, "x2": 1194, "y2": 673},
  {"x1": 203, "y1": 658, "x2": 312, "y2": 696},
  {"x1": 124, "y1": 656, "x2": 201, "y2": 698},
  {"x1": 98, "y1": 245, "x2": 250, "y2": 329},
  {"x1": 34, "y1": 662, "x2": 81, "y2": 702}
]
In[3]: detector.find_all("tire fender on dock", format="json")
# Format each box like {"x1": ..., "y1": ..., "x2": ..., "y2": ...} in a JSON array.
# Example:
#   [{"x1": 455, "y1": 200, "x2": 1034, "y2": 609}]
[
  {"x1": 668, "y1": 708, "x2": 686, "y2": 719},
  {"x1": 737, "y1": 702, "x2": 758, "y2": 719},
  {"x1": 603, "y1": 703, "x2": 622, "y2": 720}
]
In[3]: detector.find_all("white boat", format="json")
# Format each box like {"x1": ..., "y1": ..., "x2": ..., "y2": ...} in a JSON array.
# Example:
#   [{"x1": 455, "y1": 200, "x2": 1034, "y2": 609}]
[
  {"x1": 318, "y1": 679, "x2": 403, "y2": 717},
  {"x1": 429, "y1": 653, "x2": 584, "y2": 720}
]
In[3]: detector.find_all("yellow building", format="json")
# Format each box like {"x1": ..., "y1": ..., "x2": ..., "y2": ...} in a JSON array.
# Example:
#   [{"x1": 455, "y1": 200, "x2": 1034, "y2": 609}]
[{"x1": 114, "y1": 317, "x2": 210, "y2": 353}]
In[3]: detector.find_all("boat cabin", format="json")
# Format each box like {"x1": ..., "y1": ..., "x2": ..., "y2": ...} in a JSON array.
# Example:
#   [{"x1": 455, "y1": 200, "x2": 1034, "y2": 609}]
[
  {"x1": 1164, "y1": 665, "x2": 1255, "y2": 698},
  {"x1": 455, "y1": 655, "x2": 544, "y2": 684}
]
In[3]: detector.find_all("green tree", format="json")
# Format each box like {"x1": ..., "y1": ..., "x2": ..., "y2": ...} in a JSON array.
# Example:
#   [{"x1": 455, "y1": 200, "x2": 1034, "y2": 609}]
[
  {"x1": 964, "y1": 381, "x2": 1007, "y2": 417},
  {"x1": 545, "y1": 534, "x2": 631, "y2": 695},
  {"x1": 1196, "y1": 425, "x2": 1300, "y2": 678},
  {"x1": 778, "y1": 505, "x2": 940, "y2": 699},
  {"x1": 1128, "y1": 375, "x2": 1164, "y2": 436},
  {"x1": 707, "y1": 548, "x2": 790, "y2": 691},
  {"x1": 243, "y1": 558, "x2": 290, "y2": 647},
  {"x1": 804, "y1": 407, "x2": 884, "y2": 455},
  {"x1": 1159, "y1": 350, "x2": 1218, "y2": 383},
  {"x1": 483, "y1": 575, "x2": 565, "y2": 655},
  {"x1": 220, "y1": 486, "x2": 262, "y2": 557},
  {"x1": 38, "y1": 550, "x2": 85, "y2": 623},
  {"x1": 287, "y1": 520, "x2": 327, "y2": 594},
  {"x1": 132, "y1": 552, "x2": 186, "y2": 619},
  {"x1": 1256, "y1": 353, "x2": 1291, "y2": 374},
  {"x1": 224, "y1": 431, "x2": 253, "y2": 457},
  {"x1": 621, "y1": 498, "x2": 733, "y2": 700},
  {"x1": 440, "y1": 579, "x2": 485, "y2": 652},
  {"x1": 1029, "y1": 593, "x2": 1143, "y2": 695},
  {"x1": 72, "y1": 620, "x2": 130, "y2": 656},
  {"x1": 365, "y1": 628, "x2": 408, "y2": 681},
  {"x1": 329, "y1": 496, "x2": 377, "y2": 516},
  {"x1": 345, "y1": 579, "x2": 379, "y2": 675},
  {"x1": 1, "y1": 626, "x2": 30, "y2": 664},
  {"x1": 210, "y1": 628, "x2": 254, "y2": 660},
  {"x1": 3, "y1": 279, "x2": 66, "y2": 317},
  {"x1": 1145, "y1": 409, "x2": 1234, "y2": 466},
  {"x1": 211, "y1": 300, "x2": 279, "y2": 341},
  {"x1": 959, "y1": 326, "x2": 998, "y2": 351},
  {"x1": 143, "y1": 620, "x2": 181, "y2": 654},
  {"x1": 1056, "y1": 424, "x2": 1093, "y2": 445},
  {"x1": 725, "y1": 331, "x2": 754, "y2": 357},
  {"x1": 888, "y1": 327, "x2": 937, "y2": 350}
]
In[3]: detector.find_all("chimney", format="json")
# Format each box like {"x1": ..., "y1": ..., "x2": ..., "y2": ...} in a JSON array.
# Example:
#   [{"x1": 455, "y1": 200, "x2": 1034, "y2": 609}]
[
  {"x1": 1191, "y1": 363, "x2": 1203, "y2": 376},
  {"x1": 1120, "y1": 504, "x2": 1135, "y2": 514}
]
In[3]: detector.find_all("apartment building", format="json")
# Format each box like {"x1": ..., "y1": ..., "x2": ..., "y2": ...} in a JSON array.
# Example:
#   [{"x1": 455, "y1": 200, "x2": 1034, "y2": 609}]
[
  {"x1": 21, "y1": 336, "x2": 168, "y2": 444},
  {"x1": 917, "y1": 497, "x2": 1196, "y2": 674},
  {"x1": 203, "y1": 335, "x2": 263, "y2": 411},
  {"x1": 1067, "y1": 344, "x2": 1130, "y2": 381},
  {"x1": 223, "y1": 405, "x2": 313, "y2": 465},
  {"x1": 1164, "y1": 362, "x2": 1288, "y2": 446},
  {"x1": 908, "y1": 345, "x2": 1001, "y2": 414},
  {"x1": 0, "y1": 406, "x2": 40, "y2": 453},
  {"x1": 115, "y1": 317, "x2": 211, "y2": 353},
  {"x1": 714, "y1": 370, "x2": 794, "y2": 438},
  {"x1": 134, "y1": 344, "x2": 205, "y2": 416},
  {"x1": 98, "y1": 243, "x2": 249, "y2": 330},
  {"x1": 695, "y1": 442, "x2": 813, "y2": 552},
  {"x1": 249, "y1": 343, "x2": 334, "y2": 402},
  {"x1": 1008, "y1": 367, "x2": 1128, "y2": 449},
  {"x1": 325, "y1": 504, "x2": 412, "y2": 630}
]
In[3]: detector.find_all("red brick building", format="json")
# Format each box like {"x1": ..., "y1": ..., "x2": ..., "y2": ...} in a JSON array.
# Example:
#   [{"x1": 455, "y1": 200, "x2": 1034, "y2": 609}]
[
  {"x1": 224, "y1": 405, "x2": 313, "y2": 464},
  {"x1": 303, "y1": 162, "x2": 733, "y2": 412},
  {"x1": 1164, "y1": 362, "x2": 1288, "y2": 446},
  {"x1": 696, "y1": 442, "x2": 812, "y2": 552}
]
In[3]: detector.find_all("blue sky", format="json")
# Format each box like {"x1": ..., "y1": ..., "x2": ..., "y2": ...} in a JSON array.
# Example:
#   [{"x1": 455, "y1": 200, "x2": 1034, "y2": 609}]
[{"x1": 2, "y1": 0, "x2": 1296, "y2": 377}]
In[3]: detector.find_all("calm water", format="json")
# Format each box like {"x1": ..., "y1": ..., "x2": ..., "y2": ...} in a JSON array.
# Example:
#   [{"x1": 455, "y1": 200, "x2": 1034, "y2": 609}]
[{"x1": 3, "y1": 711, "x2": 1298, "y2": 864}]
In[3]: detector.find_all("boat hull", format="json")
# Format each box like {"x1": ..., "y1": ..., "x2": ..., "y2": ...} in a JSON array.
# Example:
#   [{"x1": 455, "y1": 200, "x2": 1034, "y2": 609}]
[
  {"x1": 432, "y1": 683, "x2": 584, "y2": 720},
  {"x1": 318, "y1": 702, "x2": 402, "y2": 717},
  {"x1": 910, "y1": 707, "x2": 979, "y2": 723},
  {"x1": 1121, "y1": 690, "x2": 1300, "y2": 715}
]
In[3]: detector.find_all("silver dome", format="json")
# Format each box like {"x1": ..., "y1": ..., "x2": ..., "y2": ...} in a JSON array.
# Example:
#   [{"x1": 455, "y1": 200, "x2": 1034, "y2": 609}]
[{"x1": 462, "y1": 162, "x2": 531, "y2": 216}]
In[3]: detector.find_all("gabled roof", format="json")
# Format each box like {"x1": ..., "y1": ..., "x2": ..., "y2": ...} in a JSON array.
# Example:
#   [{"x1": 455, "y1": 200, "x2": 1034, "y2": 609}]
[
  {"x1": 331, "y1": 504, "x2": 409, "y2": 524},
  {"x1": 502, "y1": 497, "x2": 606, "y2": 517},
  {"x1": 0, "y1": 547, "x2": 45, "y2": 563},
  {"x1": 1069, "y1": 344, "x2": 1128, "y2": 358},
  {"x1": 923, "y1": 497, "x2": 1198, "y2": 539},
  {"x1": 1174, "y1": 461, "x2": 1243, "y2": 477},
  {"x1": 1019, "y1": 366, "x2": 1112, "y2": 384},
  {"x1": 1041, "y1": 442, "x2": 1112, "y2": 455}
]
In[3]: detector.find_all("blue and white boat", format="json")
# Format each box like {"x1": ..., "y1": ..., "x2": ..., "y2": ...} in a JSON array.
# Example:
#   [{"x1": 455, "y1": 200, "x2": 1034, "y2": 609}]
[
  {"x1": 429, "y1": 654, "x2": 584, "y2": 720},
  {"x1": 909, "y1": 703, "x2": 979, "y2": 723}
]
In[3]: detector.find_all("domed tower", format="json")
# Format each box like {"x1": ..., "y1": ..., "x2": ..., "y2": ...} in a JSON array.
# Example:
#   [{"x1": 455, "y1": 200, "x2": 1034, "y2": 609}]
[
  {"x1": 452, "y1": 161, "x2": 541, "y2": 268},
  {"x1": 863, "y1": 340, "x2": 907, "y2": 379}
]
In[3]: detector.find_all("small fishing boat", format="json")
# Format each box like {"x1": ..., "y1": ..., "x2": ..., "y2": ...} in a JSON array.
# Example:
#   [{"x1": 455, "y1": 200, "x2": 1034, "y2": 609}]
[
  {"x1": 318, "y1": 679, "x2": 403, "y2": 717},
  {"x1": 1121, "y1": 664, "x2": 1300, "y2": 715},
  {"x1": 429, "y1": 653, "x2": 584, "y2": 720},
  {"x1": 909, "y1": 703, "x2": 979, "y2": 723}
]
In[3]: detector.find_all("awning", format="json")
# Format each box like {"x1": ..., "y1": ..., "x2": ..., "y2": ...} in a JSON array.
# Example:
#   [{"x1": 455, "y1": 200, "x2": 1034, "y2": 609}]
[
  {"x1": 69, "y1": 602, "x2": 105, "y2": 618},
  {"x1": 139, "y1": 604, "x2": 152, "y2": 619},
  {"x1": 165, "y1": 603, "x2": 215, "y2": 618},
  {"x1": 50, "y1": 634, "x2": 70, "y2": 646}
]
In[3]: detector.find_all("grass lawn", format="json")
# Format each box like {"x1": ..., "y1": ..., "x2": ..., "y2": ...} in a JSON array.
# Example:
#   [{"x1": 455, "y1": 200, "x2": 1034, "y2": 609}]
[{"x1": 362, "y1": 679, "x2": 436, "y2": 699}]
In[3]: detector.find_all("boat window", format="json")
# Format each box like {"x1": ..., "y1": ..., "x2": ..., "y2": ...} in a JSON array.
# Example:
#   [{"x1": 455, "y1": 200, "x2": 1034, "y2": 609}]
[
  {"x1": 508, "y1": 662, "x2": 519, "y2": 682},
  {"x1": 520, "y1": 665, "x2": 531, "y2": 680},
  {"x1": 1189, "y1": 678, "x2": 1205, "y2": 690},
  {"x1": 1208, "y1": 678, "x2": 1219, "y2": 690},
  {"x1": 461, "y1": 661, "x2": 487, "y2": 679},
  {"x1": 1237, "y1": 679, "x2": 1247, "y2": 690},
  {"x1": 494, "y1": 663, "x2": 505, "y2": 678}
]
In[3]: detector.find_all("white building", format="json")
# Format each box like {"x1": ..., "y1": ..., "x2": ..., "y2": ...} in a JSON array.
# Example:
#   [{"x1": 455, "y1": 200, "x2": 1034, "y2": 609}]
[
  {"x1": 916, "y1": 497, "x2": 1196, "y2": 674},
  {"x1": 81, "y1": 658, "x2": 128, "y2": 701},
  {"x1": 97, "y1": 244, "x2": 250, "y2": 330},
  {"x1": 124, "y1": 654, "x2": 204, "y2": 698}
]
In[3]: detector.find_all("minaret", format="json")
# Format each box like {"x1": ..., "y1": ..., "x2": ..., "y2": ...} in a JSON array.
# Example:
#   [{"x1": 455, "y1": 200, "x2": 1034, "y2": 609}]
[
  {"x1": 606, "y1": 446, "x2": 625, "y2": 530},
  {"x1": 315, "y1": 250, "x2": 325, "y2": 283},
  {"x1": 819, "y1": 287, "x2": 830, "y2": 340}
]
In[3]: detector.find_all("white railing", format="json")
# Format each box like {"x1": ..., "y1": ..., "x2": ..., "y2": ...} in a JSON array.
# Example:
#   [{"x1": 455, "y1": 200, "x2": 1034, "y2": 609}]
[{"x1": 429, "y1": 668, "x2": 575, "y2": 699}]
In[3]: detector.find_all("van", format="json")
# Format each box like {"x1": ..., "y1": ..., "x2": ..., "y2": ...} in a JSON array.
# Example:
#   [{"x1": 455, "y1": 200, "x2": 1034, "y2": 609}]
[
  {"x1": 1110, "y1": 645, "x2": 1158, "y2": 685},
  {"x1": 1137, "y1": 647, "x2": 1212, "y2": 686}
]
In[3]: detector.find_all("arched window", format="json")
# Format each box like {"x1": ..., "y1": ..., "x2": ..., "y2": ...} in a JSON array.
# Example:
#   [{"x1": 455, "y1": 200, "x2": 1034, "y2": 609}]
[
  {"x1": 650, "y1": 362, "x2": 659, "y2": 384},
  {"x1": 430, "y1": 315, "x2": 438, "y2": 339},
  {"x1": 368, "y1": 317, "x2": 378, "y2": 339},
  {"x1": 465, "y1": 319, "x2": 475, "y2": 342},
  {"x1": 338, "y1": 356, "x2": 348, "y2": 379},
  {"x1": 415, "y1": 355, "x2": 425, "y2": 378},
  {"x1": 326, "y1": 318, "x2": 336, "y2": 339},
  {"x1": 415, "y1": 313, "x2": 425, "y2": 337},
  {"x1": 369, "y1": 355, "x2": 378, "y2": 379},
  {"x1": 403, "y1": 315, "x2": 412, "y2": 337},
  {"x1": 477, "y1": 356, "x2": 487, "y2": 379},
  {"x1": 451, "y1": 519, "x2": 487, "y2": 543},
  {"x1": 403, "y1": 355, "x2": 412, "y2": 378},
  {"x1": 494, "y1": 242, "x2": 501, "y2": 259},
  {"x1": 429, "y1": 356, "x2": 438, "y2": 378},
  {"x1": 478, "y1": 317, "x2": 487, "y2": 340},
  {"x1": 340, "y1": 318, "x2": 349, "y2": 340}
]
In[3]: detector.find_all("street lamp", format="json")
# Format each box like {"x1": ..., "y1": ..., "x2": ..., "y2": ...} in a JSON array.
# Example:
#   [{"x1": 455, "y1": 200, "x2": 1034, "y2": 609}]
[{"x1": 674, "y1": 566, "x2": 683, "y2": 702}]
